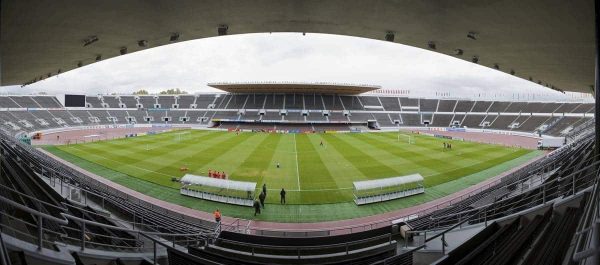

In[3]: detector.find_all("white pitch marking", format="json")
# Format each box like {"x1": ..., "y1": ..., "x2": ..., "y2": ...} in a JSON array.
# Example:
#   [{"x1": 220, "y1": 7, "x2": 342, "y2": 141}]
[{"x1": 293, "y1": 134, "x2": 301, "y2": 190}]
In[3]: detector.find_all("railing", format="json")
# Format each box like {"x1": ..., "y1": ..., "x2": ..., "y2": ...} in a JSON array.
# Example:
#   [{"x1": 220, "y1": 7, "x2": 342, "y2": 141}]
[
  {"x1": 572, "y1": 169, "x2": 600, "y2": 265},
  {"x1": 215, "y1": 233, "x2": 394, "y2": 259}
]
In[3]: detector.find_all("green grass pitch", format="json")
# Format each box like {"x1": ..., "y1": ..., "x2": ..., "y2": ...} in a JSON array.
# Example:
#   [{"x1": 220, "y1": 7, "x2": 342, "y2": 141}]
[{"x1": 48, "y1": 129, "x2": 533, "y2": 206}]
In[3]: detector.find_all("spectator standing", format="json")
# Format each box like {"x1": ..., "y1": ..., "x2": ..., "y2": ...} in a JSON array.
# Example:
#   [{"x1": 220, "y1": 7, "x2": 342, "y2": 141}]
[
  {"x1": 213, "y1": 209, "x2": 221, "y2": 223},
  {"x1": 259, "y1": 191, "x2": 266, "y2": 209},
  {"x1": 253, "y1": 200, "x2": 261, "y2": 216},
  {"x1": 262, "y1": 183, "x2": 267, "y2": 197},
  {"x1": 280, "y1": 188, "x2": 286, "y2": 204}
]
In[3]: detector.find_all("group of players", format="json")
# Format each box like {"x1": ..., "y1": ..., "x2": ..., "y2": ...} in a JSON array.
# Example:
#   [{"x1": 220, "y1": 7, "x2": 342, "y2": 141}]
[{"x1": 208, "y1": 169, "x2": 228, "y2": 179}]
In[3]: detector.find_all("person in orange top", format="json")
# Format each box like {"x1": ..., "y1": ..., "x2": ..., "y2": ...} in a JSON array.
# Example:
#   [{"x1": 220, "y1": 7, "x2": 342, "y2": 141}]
[
  {"x1": 208, "y1": 169, "x2": 212, "y2": 177},
  {"x1": 214, "y1": 209, "x2": 221, "y2": 223}
]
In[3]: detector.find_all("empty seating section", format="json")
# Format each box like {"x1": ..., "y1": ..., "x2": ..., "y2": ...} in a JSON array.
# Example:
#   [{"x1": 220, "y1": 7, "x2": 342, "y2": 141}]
[
  {"x1": 437, "y1": 100, "x2": 456, "y2": 112},
  {"x1": 102, "y1": 96, "x2": 120, "y2": 108},
  {"x1": 487, "y1": 101, "x2": 510, "y2": 112},
  {"x1": 167, "y1": 110, "x2": 186, "y2": 123},
  {"x1": 285, "y1": 94, "x2": 304, "y2": 109},
  {"x1": 227, "y1": 95, "x2": 248, "y2": 109},
  {"x1": 138, "y1": 96, "x2": 157, "y2": 108},
  {"x1": 32, "y1": 96, "x2": 63, "y2": 108},
  {"x1": 157, "y1": 96, "x2": 176, "y2": 108},
  {"x1": 147, "y1": 110, "x2": 166, "y2": 122},
  {"x1": 49, "y1": 110, "x2": 78, "y2": 126},
  {"x1": 340, "y1": 95, "x2": 363, "y2": 110},
  {"x1": 321, "y1": 95, "x2": 341, "y2": 110},
  {"x1": 106, "y1": 109, "x2": 129, "y2": 123},
  {"x1": 350, "y1": 112, "x2": 374, "y2": 122},
  {"x1": 261, "y1": 111, "x2": 282, "y2": 121},
  {"x1": 538, "y1": 102, "x2": 562, "y2": 113},
  {"x1": 214, "y1": 94, "x2": 232, "y2": 109},
  {"x1": 0, "y1": 95, "x2": 590, "y2": 137},
  {"x1": 519, "y1": 116, "x2": 549, "y2": 131},
  {"x1": 419, "y1": 99, "x2": 438, "y2": 112},
  {"x1": 505, "y1": 102, "x2": 527, "y2": 112},
  {"x1": 85, "y1": 96, "x2": 102, "y2": 107},
  {"x1": 554, "y1": 103, "x2": 580, "y2": 113},
  {"x1": 284, "y1": 112, "x2": 304, "y2": 121},
  {"x1": 399, "y1": 97, "x2": 418, "y2": 107},
  {"x1": 521, "y1": 102, "x2": 544, "y2": 113},
  {"x1": 545, "y1": 117, "x2": 582, "y2": 135},
  {"x1": 490, "y1": 115, "x2": 517, "y2": 129},
  {"x1": 511, "y1": 115, "x2": 529, "y2": 127},
  {"x1": 261, "y1": 94, "x2": 283, "y2": 109},
  {"x1": 374, "y1": 113, "x2": 394, "y2": 126},
  {"x1": 400, "y1": 114, "x2": 421, "y2": 126},
  {"x1": 244, "y1": 94, "x2": 265, "y2": 109},
  {"x1": 431, "y1": 114, "x2": 452, "y2": 127},
  {"x1": 461, "y1": 115, "x2": 485, "y2": 128},
  {"x1": 421, "y1": 113, "x2": 433, "y2": 124},
  {"x1": 450, "y1": 114, "x2": 465, "y2": 125},
  {"x1": 67, "y1": 110, "x2": 92, "y2": 124},
  {"x1": 329, "y1": 112, "x2": 348, "y2": 122},
  {"x1": 9, "y1": 96, "x2": 40, "y2": 108},
  {"x1": 304, "y1": 94, "x2": 324, "y2": 110},
  {"x1": 119, "y1": 96, "x2": 138, "y2": 108},
  {"x1": 359, "y1": 96, "x2": 382, "y2": 107},
  {"x1": 88, "y1": 110, "x2": 113, "y2": 124},
  {"x1": 0, "y1": 97, "x2": 20, "y2": 108},
  {"x1": 195, "y1": 94, "x2": 216, "y2": 109},
  {"x1": 454, "y1": 100, "x2": 474, "y2": 112},
  {"x1": 470, "y1": 101, "x2": 492, "y2": 112},
  {"x1": 177, "y1": 95, "x2": 195, "y2": 108},
  {"x1": 380, "y1": 97, "x2": 401, "y2": 111},
  {"x1": 572, "y1": 103, "x2": 594, "y2": 113}
]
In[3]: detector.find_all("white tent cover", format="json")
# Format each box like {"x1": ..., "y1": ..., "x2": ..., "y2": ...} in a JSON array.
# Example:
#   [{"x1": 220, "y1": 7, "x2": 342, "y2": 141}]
[
  {"x1": 353, "y1": 174, "x2": 424, "y2": 191},
  {"x1": 181, "y1": 174, "x2": 256, "y2": 192}
]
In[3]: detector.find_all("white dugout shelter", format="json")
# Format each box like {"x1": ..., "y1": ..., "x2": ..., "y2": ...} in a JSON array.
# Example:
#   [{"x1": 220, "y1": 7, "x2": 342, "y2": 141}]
[
  {"x1": 180, "y1": 174, "x2": 256, "y2": 207},
  {"x1": 353, "y1": 174, "x2": 425, "y2": 205}
]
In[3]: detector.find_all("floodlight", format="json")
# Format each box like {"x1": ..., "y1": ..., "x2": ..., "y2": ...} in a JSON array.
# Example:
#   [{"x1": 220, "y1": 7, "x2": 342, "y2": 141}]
[
  {"x1": 385, "y1": 31, "x2": 395, "y2": 42},
  {"x1": 428, "y1": 41, "x2": 436, "y2": 50},
  {"x1": 83, "y1": 35, "x2": 99, "y2": 46},
  {"x1": 467, "y1": 31, "x2": 478, "y2": 40},
  {"x1": 218, "y1": 24, "x2": 229, "y2": 36},
  {"x1": 170, "y1": 33, "x2": 180, "y2": 42}
]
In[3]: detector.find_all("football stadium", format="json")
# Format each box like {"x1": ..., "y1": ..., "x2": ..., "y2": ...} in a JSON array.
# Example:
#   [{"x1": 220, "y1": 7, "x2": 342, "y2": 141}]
[{"x1": 1, "y1": 1, "x2": 599, "y2": 265}]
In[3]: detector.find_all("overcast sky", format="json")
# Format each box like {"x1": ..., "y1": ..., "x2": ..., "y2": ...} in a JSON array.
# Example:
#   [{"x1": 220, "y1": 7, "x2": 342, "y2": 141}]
[{"x1": 0, "y1": 33, "x2": 592, "y2": 101}]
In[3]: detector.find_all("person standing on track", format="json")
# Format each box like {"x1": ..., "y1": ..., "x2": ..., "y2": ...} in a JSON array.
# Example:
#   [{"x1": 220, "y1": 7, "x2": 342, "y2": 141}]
[
  {"x1": 253, "y1": 200, "x2": 261, "y2": 216},
  {"x1": 262, "y1": 183, "x2": 267, "y2": 197},
  {"x1": 280, "y1": 188, "x2": 286, "y2": 204},
  {"x1": 259, "y1": 191, "x2": 266, "y2": 209},
  {"x1": 213, "y1": 209, "x2": 221, "y2": 223}
]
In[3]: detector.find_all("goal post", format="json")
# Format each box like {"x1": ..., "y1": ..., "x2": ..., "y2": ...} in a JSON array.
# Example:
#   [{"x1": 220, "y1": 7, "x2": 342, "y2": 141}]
[
  {"x1": 174, "y1": 131, "x2": 191, "y2": 142},
  {"x1": 397, "y1": 130, "x2": 415, "y2": 144}
]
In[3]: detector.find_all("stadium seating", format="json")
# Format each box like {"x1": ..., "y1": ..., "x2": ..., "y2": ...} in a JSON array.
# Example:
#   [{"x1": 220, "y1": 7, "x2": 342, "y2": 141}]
[{"x1": 0, "y1": 94, "x2": 591, "y2": 139}]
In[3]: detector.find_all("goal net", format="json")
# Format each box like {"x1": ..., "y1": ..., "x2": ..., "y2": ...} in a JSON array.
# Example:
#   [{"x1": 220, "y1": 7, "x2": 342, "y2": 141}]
[
  {"x1": 397, "y1": 131, "x2": 415, "y2": 144},
  {"x1": 174, "y1": 131, "x2": 191, "y2": 142}
]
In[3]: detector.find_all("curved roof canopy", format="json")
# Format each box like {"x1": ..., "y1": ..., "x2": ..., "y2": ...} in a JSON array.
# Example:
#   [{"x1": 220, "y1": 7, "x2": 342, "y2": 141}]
[
  {"x1": 1, "y1": 0, "x2": 595, "y2": 93},
  {"x1": 208, "y1": 82, "x2": 380, "y2": 94}
]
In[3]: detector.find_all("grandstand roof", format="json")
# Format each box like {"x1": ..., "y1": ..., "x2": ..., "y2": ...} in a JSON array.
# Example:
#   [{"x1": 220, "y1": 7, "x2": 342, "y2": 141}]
[
  {"x1": 207, "y1": 82, "x2": 380, "y2": 94},
  {"x1": 1, "y1": 1, "x2": 595, "y2": 93}
]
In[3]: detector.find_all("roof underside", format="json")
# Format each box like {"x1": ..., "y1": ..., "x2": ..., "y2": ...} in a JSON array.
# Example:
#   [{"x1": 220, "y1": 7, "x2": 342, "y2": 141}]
[
  {"x1": 208, "y1": 83, "x2": 380, "y2": 95},
  {"x1": 1, "y1": 0, "x2": 595, "y2": 93}
]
